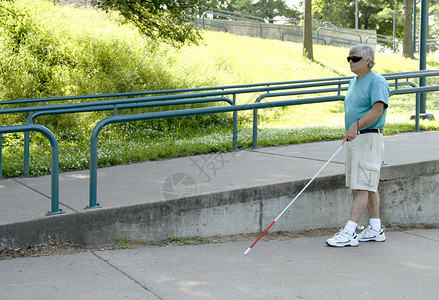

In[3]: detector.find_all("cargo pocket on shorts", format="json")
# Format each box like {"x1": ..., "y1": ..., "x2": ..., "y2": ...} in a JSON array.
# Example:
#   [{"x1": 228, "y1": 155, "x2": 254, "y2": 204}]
[{"x1": 358, "y1": 162, "x2": 380, "y2": 187}]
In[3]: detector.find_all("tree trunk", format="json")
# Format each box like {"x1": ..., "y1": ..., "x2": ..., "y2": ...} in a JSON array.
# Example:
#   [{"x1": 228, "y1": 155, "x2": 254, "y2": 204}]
[
  {"x1": 355, "y1": 0, "x2": 359, "y2": 29},
  {"x1": 403, "y1": 0, "x2": 414, "y2": 59},
  {"x1": 303, "y1": 0, "x2": 313, "y2": 60}
]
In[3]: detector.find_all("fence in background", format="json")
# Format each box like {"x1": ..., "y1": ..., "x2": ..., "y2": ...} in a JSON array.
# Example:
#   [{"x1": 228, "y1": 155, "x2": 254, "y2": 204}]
[
  {"x1": 197, "y1": 9, "x2": 439, "y2": 53},
  {"x1": 198, "y1": 11, "x2": 375, "y2": 48}
]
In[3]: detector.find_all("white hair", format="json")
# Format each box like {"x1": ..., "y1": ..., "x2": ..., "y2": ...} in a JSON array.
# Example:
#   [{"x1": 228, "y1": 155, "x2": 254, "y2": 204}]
[{"x1": 349, "y1": 44, "x2": 375, "y2": 68}]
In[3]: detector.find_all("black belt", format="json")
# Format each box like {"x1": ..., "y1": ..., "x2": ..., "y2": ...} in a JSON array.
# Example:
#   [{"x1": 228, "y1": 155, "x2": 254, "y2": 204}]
[{"x1": 359, "y1": 128, "x2": 383, "y2": 134}]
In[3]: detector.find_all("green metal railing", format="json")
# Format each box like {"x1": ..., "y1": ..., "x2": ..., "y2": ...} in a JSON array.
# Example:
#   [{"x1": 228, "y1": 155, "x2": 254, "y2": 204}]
[
  {"x1": 281, "y1": 30, "x2": 327, "y2": 45},
  {"x1": 1, "y1": 95, "x2": 236, "y2": 177},
  {"x1": 201, "y1": 11, "x2": 264, "y2": 37},
  {"x1": 1, "y1": 75, "x2": 374, "y2": 178},
  {"x1": 1, "y1": 70, "x2": 439, "y2": 214},
  {"x1": 87, "y1": 94, "x2": 342, "y2": 208},
  {"x1": 250, "y1": 69, "x2": 439, "y2": 148},
  {"x1": 0, "y1": 124, "x2": 64, "y2": 215},
  {"x1": 316, "y1": 27, "x2": 362, "y2": 45},
  {"x1": 87, "y1": 81, "x2": 439, "y2": 209}
]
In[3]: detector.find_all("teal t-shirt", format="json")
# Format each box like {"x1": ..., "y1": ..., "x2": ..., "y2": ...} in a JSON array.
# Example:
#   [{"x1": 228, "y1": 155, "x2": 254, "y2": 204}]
[{"x1": 344, "y1": 70, "x2": 389, "y2": 130}]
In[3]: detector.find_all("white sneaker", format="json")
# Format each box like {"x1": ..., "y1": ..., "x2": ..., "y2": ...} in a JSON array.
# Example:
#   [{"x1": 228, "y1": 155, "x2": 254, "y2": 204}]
[
  {"x1": 326, "y1": 228, "x2": 359, "y2": 247},
  {"x1": 357, "y1": 225, "x2": 386, "y2": 242}
]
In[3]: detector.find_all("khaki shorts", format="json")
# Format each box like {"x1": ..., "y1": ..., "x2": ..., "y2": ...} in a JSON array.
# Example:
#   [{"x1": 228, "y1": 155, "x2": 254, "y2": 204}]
[{"x1": 345, "y1": 133, "x2": 384, "y2": 192}]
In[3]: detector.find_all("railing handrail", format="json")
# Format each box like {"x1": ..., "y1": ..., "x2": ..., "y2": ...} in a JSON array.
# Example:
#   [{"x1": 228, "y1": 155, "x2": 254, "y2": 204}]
[
  {"x1": 0, "y1": 94, "x2": 237, "y2": 115},
  {"x1": 0, "y1": 79, "x2": 357, "y2": 118},
  {"x1": 2, "y1": 70, "x2": 437, "y2": 108},
  {"x1": 202, "y1": 9, "x2": 266, "y2": 23},
  {"x1": 0, "y1": 124, "x2": 64, "y2": 215},
  {"x1": 28, "y1": 97, "x2": 233, "y2": 121},
  {"x1": 250, "y1": 81, "x2": 421, "y2": 148},
  {"x1": 253, "y1": 81, "x2": 418, "y2": 104},
  {"x1": 1, "y1": 78, "x2": 347, "y2": 107},
  {"x1": 316, "y1": 27, "x2": 363, "y2": 44}
]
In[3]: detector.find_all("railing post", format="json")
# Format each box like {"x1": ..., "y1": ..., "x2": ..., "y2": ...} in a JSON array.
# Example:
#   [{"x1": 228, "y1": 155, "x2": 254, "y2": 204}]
[
  {"x1": 232, "y1": 94, "x2": 238, "y2": 151},
  {"x1": 24, "y1": 131, "x2": 30, "y2": 177},
  {"x1": 415, "y1": 92, "x2": 421, "y2": 132},
  {"x1": 252, "y1": 107, "x2": 259, "y2": 149},
  {"x1": 316, "y1": 28, "x2": 320, "y2": 45},
  {"x1": 44, "y1": 126, "x2": 62, "y2": 215},
  {"x1": 0, "y1": 133, "x2": 2, "y2": 180},
  {"x1": 87, "y1": 121, "x2": 104, "y2": 209},
  {"x1": 0, "y1": 125, "x2": 63, "y2": 215},
  {"x1": 23, "y1": 112, "x2": 34, "y2": 177},
  {"x1": 29, "y1": 125, "x2": 62, "y2": 215}
]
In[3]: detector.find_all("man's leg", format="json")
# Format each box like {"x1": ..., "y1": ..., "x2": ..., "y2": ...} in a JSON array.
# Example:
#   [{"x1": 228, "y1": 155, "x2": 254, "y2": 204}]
[
  {"x1": 348, "y1": 190, "x2": 382, "y2": 232},
  {"x1": 367, "y1": 190, "x2": 380, "y2": 219},
  {"x1": 350, "y1": 190, "x2": 370, "y2": 223},
  {"x1": 357, "y1": 190, "x2": 386, "y2": 242},
  {"x1": 325, "y1": 190, "x2": 368, "y2": 247},
  {"x1": 341, "y1": 190, "x2": 369, "y2": 236}
]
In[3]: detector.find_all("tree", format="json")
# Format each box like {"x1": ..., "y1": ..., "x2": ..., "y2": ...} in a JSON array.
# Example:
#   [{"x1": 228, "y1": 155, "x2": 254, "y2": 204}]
[
  {"x1": 313, "y1": 0, "x2": 402, "y2": 37},
  {"x1": 403, "y1": 0, "x2": 414, "y2": 58},
  {"x1": 96, "y1": 0, "x2": 216, "y2": 47},
  {"x1": 221, "y1": 0, "x2": 257, "y2": 17},
  {"x1": 224, "y1": 0, "x2": 254, "y2": 14},
  {"x1": 303, "y1": 0, "x2": 313, "y2": 60},
  {"x1": 225, "y1": 0, "x2": 301, "y2": 23},
  {"x1": 428, "y1": 0, "x2": 439, "y2": 52},
  {"x1": 312, "y1": 0, "x2": 354, "y2": 28},
  {"x1": 253, "y1": 0, "x2": 300, "y2": 23}
]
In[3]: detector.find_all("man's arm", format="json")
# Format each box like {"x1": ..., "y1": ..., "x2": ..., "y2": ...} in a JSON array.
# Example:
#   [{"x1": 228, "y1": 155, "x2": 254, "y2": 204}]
[{"x1": 343, "y1": 101, "x2": 385, "y2": 144}]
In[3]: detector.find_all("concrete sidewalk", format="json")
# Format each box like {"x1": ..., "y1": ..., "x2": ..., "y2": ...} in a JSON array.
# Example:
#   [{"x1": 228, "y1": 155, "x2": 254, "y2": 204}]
[
  {"x1": 1, "y1": 229, "x2": 439, "y2": 299},
  {"x1": 1, "y1": 131, "x2": 439, "y2": 226}
]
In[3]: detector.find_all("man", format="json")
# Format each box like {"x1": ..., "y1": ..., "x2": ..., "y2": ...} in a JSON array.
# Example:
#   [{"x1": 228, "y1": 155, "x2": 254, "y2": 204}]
[{"x1": 326, "y1": 44, "x2": 390, "y2": 247}]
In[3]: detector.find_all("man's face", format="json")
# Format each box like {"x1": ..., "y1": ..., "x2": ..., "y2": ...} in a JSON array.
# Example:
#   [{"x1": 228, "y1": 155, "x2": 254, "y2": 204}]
[{"x1": 348, "y1": 51, "x2": 371, "y2": 75}]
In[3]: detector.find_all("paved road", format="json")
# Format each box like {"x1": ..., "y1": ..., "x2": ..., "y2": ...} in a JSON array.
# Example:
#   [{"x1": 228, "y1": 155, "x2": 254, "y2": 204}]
[{"x1": 1, "y1": 229, "x2": 439, "y2": 299}]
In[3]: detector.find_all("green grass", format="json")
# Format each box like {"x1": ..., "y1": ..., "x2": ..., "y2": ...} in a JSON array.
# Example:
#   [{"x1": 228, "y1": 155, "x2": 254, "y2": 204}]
[
  {"x1": 114, "y1": 237, "x2": 133, "y2": 249},
  {"x1": 1, "y1": 0, "x2": 439, "y2": 178}
]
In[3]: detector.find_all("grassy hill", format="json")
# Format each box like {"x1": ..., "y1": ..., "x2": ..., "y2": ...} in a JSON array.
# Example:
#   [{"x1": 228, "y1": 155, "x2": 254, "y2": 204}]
[{"x1": 1, "y1": 0, "x2": 438, "y2": 177}]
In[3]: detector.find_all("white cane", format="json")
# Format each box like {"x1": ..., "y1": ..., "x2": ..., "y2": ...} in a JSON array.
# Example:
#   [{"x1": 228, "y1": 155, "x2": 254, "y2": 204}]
[{"x1": 244, "y1": 144, "x2": 344, "y2": 255}]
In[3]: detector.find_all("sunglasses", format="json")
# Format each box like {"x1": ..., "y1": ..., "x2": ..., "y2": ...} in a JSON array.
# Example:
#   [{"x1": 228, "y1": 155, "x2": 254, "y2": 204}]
[{"x1": 347, "y1": 56, "x2": 363, "y2": 63}]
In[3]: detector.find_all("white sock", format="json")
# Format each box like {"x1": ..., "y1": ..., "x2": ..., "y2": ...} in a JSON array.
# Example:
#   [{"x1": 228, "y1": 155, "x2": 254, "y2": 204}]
[
  {"x1": 370, "y1": 218, "x2": 381, "y2": 232},
  {"x1": 344, "y1": 220, "x2": 358, "y2": 236}
]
